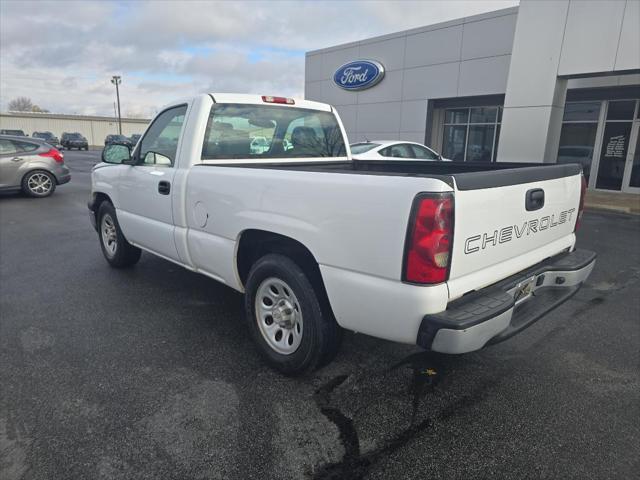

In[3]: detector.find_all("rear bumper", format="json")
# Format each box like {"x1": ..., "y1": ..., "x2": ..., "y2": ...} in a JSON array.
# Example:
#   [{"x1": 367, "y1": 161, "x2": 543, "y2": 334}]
[
  {"x1": 417, "y1": 249, "x2": 596, "y2": 354},
  {"x1": 54, "y1": 165, "x2": 71, "y2": 185}
]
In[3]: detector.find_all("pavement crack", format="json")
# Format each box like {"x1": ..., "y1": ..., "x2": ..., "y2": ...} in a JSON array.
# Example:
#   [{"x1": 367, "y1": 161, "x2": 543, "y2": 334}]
[{"x1": 311, "y1": 357, "x2": 496, "y2": 480}]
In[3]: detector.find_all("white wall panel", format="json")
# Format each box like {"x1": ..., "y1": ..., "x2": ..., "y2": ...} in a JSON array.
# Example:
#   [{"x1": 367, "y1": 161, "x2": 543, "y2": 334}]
[
  {"x1": 357, "y1": 70, "x2": 403, "y2": 104},
  {"x1": 400, "y1": 100, "x2": 428, "y2": 133},
  {"x1": 304, "y1": 81, "x2": 323, "y2": 102},
  {"x1": 305, "y1": 54, "x2": 323, "y2": 82},
  {"x1": 358, "y1": 37, "x2": 406, "y2": 72},
  {"x1": 558, "y1": 0, "x2": 627, "y2": 75},
  {"x1": 458, "y1": 55, "x2": 511, "y2": 97},
  {"x1": 320, "y1": 79, "x2": 357, "y2": 106},
  {"x1": 356, "y1": 102, "x2": 401, "y2": 133},
  {"x1": 404, "y1": 26, "x2": 462, "y2": 68},
  {"x1": 615, "y1": 0, "x2": 640, "y2": 72},
  {"x1": 461, "y1": 13, "x2": 517, "y2": 60},
  {"x1": 402, "y1": 62, "x2": 459, "y2": 101},
  {"x1": 321, "y1": 46, "x2": 360, "y2": 80}
]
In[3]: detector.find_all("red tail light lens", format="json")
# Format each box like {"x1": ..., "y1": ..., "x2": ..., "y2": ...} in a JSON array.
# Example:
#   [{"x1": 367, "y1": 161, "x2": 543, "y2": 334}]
[
  {"x1": 575, "y1": 175, "x2": 587, "y2": 231},
  {"x1": 262, "y1": 95, "x2": 295, "y2": 105},
  {"x1": 39, "y1": 148, "x2": 64, "y2": 163},
  {"x1": 404, "y1": 193, "x2": 454, "y2": 284}
]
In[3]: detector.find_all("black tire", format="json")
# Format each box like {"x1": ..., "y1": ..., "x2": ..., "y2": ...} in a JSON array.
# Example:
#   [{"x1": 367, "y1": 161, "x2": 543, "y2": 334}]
[
  {"x1": 21, "y1": 170, "x2": 56, "y2": 197},
  {"x1": 244, "y1": 254, "x2": 341, "y2": 375},
  {"x1": 97, "y1": 202, "x2": 141, "y2": 268}
]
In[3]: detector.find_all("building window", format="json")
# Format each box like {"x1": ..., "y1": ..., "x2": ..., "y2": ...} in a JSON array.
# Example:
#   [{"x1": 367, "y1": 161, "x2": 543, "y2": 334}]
[
  {"x1": 442, "y1": 106, "x2": 501, "y2": 162},
  {"x1": 557, "y1": 101, "x2": 601, "y2": 183}
]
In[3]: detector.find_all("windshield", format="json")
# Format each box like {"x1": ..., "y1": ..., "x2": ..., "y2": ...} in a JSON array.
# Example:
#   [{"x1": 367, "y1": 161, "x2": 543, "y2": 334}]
[
  {"x1": 201, "y1": 104, "x2": 346, "y2": 159},
  {"x1": 69, "y1": 133, "x2": 83, "y2": 139},
  {"x1": 350, "y1": 143, "x2": 380, "y2": 154}
]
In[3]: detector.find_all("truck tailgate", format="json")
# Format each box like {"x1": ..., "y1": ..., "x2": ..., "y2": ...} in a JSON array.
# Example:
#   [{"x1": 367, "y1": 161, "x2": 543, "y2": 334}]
[{"x1": 447, "y1": 164, "x2": 583, "y2": 301}]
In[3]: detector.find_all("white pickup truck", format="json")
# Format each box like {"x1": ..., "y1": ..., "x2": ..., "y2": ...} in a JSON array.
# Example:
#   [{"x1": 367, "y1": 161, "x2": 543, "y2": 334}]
[{"x1": 89, "y1": 93, "x2": 596, "y2": 374}]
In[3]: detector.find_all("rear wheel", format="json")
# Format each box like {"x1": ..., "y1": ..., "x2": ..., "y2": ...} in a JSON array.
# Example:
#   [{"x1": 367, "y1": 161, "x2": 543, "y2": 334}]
[
  {"x1": 244, "y1": 254, "x2": 341, "y2": 375},
  {"x1": 22, "y1": 170, "x2": 56, "y2": 197},
  {"x1": 97, "y1": 202, "x2": 141, "y2": 268}
]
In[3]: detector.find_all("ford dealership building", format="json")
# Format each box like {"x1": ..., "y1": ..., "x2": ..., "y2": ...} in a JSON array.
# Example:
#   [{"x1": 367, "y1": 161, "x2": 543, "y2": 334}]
[{"x1": 304, "y1": 0, "x2": 640, "y2": 193}]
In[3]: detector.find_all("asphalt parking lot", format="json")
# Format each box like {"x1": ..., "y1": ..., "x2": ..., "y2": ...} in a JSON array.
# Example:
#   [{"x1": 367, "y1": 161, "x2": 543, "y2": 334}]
[{"x1": 1, "y1": 150, "x2": 639, "y2": 480}]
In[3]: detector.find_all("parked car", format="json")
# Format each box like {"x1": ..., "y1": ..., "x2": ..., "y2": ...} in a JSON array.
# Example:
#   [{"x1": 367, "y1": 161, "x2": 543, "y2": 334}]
[
  {"x1": 105, "y1": 134, "x2": 132, "y2": 147},
  {"x1": 129, "y1": 134, "x2": 142, "y2": 146},
  {"x1": 32, "y1": 131, "x2": 62, "y2": 148},
  {"x1": 0, "y1": 135, "x2": 70, "y2": 197},
  {"x1": 0, "y1": 129, "x2": 26, "y2": 136},
  {"x1": 61, "y1": 132, "x2": 89, "y2": 150},
  {"x1": 89, "y1": 93, "x2": 594, "y2": 375},
  {"x1": 350, "y1": 140, "x2": 451, "y2": 161}
]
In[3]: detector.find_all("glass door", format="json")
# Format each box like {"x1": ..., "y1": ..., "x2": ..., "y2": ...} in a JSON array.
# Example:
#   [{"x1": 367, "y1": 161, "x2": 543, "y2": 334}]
[
  {"x1": 594, "y1": 100, "x2": 636, "y2": 191},
  {"x1": 622, "y1": 119, "x2": 640, "y2": 193}
]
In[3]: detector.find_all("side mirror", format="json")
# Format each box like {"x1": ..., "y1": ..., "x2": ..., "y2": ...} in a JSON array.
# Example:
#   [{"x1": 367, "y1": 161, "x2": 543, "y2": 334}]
[{"x1": 102, "y1": 143, "x2": 132, "y2": 164}]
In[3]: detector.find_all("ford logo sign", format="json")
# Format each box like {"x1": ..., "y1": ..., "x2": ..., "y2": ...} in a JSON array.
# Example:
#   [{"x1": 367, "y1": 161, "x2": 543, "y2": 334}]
[{"x1": 333, "y1": 60, "x2": 385, "y2": 91}]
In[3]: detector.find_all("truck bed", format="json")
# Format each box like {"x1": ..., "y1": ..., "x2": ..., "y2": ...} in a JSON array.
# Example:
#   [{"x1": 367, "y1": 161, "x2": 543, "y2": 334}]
[{"x1": 207, "y1": 159, "x2": 581, "y2": 190}]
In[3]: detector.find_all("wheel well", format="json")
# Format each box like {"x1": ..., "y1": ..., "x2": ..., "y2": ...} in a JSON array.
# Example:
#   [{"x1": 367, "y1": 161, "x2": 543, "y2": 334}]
[
  {"x1": 236, "y1": 230, "x2": 335, "y2": 316},
  {"x1": 91, "y1": 192, "x2": 112, "y2": 219}
]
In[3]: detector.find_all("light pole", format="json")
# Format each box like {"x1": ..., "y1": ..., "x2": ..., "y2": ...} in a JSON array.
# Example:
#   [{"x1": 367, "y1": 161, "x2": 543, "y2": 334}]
[{"x1": 110, "y1": 75, "x2": 122, "y2": 135}]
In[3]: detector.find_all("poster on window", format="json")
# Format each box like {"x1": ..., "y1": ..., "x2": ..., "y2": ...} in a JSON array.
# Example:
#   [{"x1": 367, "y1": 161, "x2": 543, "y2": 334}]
[{"x1": 596, "y1": 122, "x2": 631, "y2": 190}]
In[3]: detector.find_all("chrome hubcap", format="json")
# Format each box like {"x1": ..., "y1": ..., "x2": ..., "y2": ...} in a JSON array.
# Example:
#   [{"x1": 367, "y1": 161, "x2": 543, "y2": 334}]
[
  {"x1": 27, "y1": 173, "x2": 52, "y2": 195},
  {"x1": 255, "y1": 277, "x2": 303, "y2": 355},
  {"x1": 101, "y1": 214, "x2": 117, "y2": 257}
]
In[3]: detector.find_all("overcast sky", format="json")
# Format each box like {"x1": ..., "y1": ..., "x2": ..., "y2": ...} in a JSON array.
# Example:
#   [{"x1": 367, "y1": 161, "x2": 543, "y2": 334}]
[{"x1": 0, "y1": 0, "x2": 518, "y2": 118}]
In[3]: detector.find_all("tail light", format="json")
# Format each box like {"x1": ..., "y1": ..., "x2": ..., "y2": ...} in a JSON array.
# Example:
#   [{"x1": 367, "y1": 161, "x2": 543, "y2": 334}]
[
  {"x1": 575, "y1": 175, "x2": 587, "y2": 231},
  {"x1": 39, "y1": 148, "x2": 64, "y2": 163},
  {"x1": 262, "y1": 95, "x2": 295, "y2": 105},
  {"x1": 403, "y1": 193, "x2": 454, "y2": 284}
]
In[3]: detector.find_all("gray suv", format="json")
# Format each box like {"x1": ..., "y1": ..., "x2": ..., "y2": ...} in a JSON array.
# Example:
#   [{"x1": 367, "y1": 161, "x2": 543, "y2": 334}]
[{"x1": 0, "y1": 135, "x2": 71, "y2": 197}]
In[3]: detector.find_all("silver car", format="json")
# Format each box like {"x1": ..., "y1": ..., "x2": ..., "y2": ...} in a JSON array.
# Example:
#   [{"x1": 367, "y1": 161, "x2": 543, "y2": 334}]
[
  {"x1": 0, "y1": 135, "x2": 71, "y2": 197},
  {"x1": 350, "y1": 140, "x2": 451, "y2": 161}
]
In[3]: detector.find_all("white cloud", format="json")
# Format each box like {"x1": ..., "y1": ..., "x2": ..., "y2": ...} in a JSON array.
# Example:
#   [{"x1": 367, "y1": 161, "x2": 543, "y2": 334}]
[{"x1": 0, "y1": 0, "x2": 518, "y2": 116}]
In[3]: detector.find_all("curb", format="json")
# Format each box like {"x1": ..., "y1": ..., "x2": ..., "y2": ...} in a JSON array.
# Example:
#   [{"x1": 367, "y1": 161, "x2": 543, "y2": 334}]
[{"x1": 585, "y1": 204, "x2": 639, "y2": 215}]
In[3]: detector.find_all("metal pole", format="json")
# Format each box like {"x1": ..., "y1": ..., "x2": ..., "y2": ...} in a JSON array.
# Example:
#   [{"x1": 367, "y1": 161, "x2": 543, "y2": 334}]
[{"x1": 111, "y1": 75, "x2": 122, "y2": 135}]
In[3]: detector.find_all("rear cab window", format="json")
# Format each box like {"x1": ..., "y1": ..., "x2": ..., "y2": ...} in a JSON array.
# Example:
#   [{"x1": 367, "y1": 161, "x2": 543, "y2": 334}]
[{"x1": 201, "y1": 104, "x2": 346, "y2": 160}]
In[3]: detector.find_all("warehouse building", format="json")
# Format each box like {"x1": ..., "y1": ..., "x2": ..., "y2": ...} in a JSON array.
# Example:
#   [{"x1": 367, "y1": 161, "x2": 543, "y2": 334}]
[
  {"x1": 305, "y1": 0, "x2": 640, "y2": 193},
  {"x1": 0, "y1": 111, "x2": 149, "y2": 147}
]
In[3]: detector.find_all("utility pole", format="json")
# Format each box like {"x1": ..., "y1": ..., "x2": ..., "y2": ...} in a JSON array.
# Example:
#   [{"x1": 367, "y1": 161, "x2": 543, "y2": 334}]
[{"x1": 110, "y1": 75, "x2": 122, "y2": 135}]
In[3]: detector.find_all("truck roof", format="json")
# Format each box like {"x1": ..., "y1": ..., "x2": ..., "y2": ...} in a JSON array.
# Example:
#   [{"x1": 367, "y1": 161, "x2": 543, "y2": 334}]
[{"x1": 209, "y1": 93, "x2": 333, "y2": 112}]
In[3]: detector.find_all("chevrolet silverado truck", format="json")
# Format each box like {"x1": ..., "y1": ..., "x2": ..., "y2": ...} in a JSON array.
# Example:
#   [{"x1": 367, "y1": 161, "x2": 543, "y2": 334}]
[{"x1": 89, "y1": 93, "x2": 596, "y2": 374}]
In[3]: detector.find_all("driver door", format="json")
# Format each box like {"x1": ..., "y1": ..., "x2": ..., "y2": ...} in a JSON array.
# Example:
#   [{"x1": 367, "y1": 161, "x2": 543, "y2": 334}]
[{"x1": 117, "y1": 104, "x2": 187, "y2": 261}]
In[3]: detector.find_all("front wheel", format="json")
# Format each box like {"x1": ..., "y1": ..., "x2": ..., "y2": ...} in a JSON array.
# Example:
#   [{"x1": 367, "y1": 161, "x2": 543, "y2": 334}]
[
  {"x1": 244, "y1": 254, "x2": 341, "y2": 375},
  {"x1": 22, "y1": 170, "x2": 56, "y2": 197},
  {"x1": 97, "y1": 202, "x2": 141, "y2": 268}
]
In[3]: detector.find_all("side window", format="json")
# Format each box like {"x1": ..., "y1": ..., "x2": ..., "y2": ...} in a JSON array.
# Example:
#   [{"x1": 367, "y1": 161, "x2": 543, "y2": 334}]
[
  {"x1": 0, "y1": 139, "x2": 17, "y2": 155},
  {"x1": 388, "y1": 144, "x2": 415, "y2": 158},
  {"x1": 13, "y1": 141, "x2": 39, "y2": 153},
  {"x1": 411, "y1": 144, "x2": 438, "y2": 160},
  {"x1": 138, "y1": 105, "x2": 187, "y2": 166}
]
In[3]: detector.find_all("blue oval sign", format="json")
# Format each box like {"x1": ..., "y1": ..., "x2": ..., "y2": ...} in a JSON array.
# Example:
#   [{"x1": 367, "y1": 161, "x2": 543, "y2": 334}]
[{"x1": 333, "y1": 60, "x2": 385, "y2": 91}]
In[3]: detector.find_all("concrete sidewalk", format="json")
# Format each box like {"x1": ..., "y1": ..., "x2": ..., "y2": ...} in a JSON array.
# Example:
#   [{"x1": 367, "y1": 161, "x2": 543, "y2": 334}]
[{"x1": 585, "y1": 190, "x2": 640, "y2": 215}]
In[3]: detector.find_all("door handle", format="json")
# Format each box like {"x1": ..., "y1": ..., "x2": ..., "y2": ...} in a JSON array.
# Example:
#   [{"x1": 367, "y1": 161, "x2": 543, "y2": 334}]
[
  {"x1": 525, "y1": 188, "x2": 545, "y2": 211},
  {"x1": 158, "y1": 180, "x2": 171, "y2": 195},
  {"x1": 11, "y1": 157, "x2": 22, "y2": 162}
]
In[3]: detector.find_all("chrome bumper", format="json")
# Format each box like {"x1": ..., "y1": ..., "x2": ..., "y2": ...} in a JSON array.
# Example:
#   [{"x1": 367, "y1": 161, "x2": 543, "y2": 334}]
[{"x1": 417, "y1": 249, "x2": 596, "y2": 354}]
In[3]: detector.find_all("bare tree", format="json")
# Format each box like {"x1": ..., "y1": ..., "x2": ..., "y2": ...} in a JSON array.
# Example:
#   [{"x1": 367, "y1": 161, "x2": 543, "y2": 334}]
[
  {"x1": 8, "y1": 97, "x2": 34, "y2": 111},
  {"x1": 8, "y1": 97, "x2": 49, "y2": 113}
]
